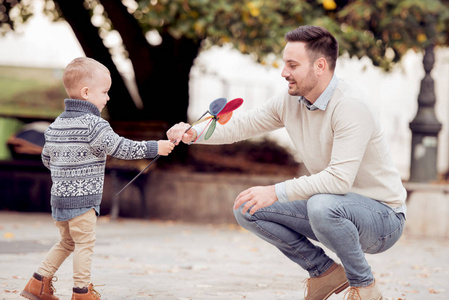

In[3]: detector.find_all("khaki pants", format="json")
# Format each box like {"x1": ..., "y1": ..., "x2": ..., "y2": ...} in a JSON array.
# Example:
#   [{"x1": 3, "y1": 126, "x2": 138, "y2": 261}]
[{"x1": 38, "y1": 209, "x2": 96, "y2": 288}]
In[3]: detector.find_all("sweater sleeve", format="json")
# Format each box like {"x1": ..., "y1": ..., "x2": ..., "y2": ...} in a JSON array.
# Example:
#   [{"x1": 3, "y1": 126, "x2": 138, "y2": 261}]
[
  {"x1": 41, "y1": 144, "x2": 51, "y2": 170},
  {"x1": 90, "y1": 119, "x2": 158, "y2": 160},
  {"x1": 284, "y1": 100, "x2": 376, "y2": 200}
]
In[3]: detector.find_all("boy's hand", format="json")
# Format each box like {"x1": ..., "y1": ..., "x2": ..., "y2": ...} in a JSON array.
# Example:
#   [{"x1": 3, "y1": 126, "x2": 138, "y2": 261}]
[
  {"x1": 157, "y1": 140, "x2": 175, "y2": 156},
  {"x1": 166, "y1": 122, "x2": 197, "y2": 145}
]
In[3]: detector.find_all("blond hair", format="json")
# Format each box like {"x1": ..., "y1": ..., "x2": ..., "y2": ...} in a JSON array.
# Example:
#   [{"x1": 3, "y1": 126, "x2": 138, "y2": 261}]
[{"x1": 63, "y1": 57, "x2": 110, "y2": 98}]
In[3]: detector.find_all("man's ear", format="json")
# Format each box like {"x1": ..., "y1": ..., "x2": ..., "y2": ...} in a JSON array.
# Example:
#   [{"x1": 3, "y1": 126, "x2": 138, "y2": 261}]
[
  {"x1": 80, "y1": 86, "x2": 89, "y2": 100},
  {"x1": 315, "y1": 57, "x2": 327, "y2": 75}
]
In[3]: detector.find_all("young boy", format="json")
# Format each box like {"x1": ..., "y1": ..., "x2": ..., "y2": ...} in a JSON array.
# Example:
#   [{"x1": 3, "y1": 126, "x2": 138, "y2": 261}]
[{"x1": 20, "y1": 57, "x2": 174, "y2": 300}]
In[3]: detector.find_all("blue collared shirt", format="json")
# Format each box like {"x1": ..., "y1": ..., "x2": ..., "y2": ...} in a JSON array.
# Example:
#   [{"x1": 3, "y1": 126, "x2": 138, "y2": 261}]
[
  {"x1": 275, "y1": 74, "x2": 339, "y2": 203},
  {"x1": 299, "y1": 74, "x2": 338, "y2": 111}
]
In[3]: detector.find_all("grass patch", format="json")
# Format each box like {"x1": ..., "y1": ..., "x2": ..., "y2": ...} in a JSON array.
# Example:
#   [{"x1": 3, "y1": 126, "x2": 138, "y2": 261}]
[{"x1": 0, "y1": 65, "x2": 66, "y2": 119}]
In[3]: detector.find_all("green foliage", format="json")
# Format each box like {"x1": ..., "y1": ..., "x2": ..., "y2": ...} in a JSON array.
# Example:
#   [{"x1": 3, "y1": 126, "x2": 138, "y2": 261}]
[
  {"x1": 1, "y1": 0, "x2": 449, "y2": 71},
  {"x1": 0, "y1": 117, "x2": 23, "y2": 160},
  {"x1": 335, "y1": 0, "x2": 449, "y2": 70},
  {"x1": 129, "y1": 0, "x2": 449, "y2": 69},
  {"x1": 132, "y1": 0, "x2": 314, "y2": 63},
  {"x1": 0, "y1": 0, "x2": 33, "y2": 33}
]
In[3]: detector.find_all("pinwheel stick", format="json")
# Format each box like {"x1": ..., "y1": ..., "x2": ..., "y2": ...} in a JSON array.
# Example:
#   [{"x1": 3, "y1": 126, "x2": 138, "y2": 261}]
[
  {"x1": 115, "y1": 125, "x2": 193, "y2": 196},
  {"x1": 115, "y1": 97, "x2": 242, "y2": 196},
  {"x1": 114, "y1": 113, "x2": 207, "y2": 196}
]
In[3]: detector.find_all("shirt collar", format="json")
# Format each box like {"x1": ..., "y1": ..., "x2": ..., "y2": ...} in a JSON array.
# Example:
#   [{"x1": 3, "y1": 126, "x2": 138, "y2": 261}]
[{"x1": 298, "y1": 74, "x2": 339, "y2": 111}]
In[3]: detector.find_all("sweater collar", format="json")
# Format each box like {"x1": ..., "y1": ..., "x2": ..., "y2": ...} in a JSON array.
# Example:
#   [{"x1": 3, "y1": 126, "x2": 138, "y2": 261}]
[{"x1": 64, "y1": 99, "x2": 101, "y2": 117}]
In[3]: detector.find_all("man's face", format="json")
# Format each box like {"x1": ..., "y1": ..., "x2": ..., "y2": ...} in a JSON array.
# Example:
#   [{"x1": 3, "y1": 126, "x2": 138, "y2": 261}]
[{"x1": 281, "y1": 42, "x2": 318, "y2": 99}]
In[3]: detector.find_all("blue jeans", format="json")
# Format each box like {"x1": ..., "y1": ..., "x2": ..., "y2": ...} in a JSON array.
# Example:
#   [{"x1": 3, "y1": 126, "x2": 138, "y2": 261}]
[{"x1": 233, "y1": 193, "x2": 405, "y2": 287}]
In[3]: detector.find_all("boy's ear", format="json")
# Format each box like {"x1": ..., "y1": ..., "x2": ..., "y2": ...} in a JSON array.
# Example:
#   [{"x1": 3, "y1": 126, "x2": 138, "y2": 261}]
[{"x1": 80, "y1": 86, "x2": 89, "y2": 100}]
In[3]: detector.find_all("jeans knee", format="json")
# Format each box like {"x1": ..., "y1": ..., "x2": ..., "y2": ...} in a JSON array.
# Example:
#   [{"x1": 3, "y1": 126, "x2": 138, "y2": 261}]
[
  {"x1": 233, "y1": 206, "x2": 255, "y2": 231},
  {"x1": 307, "y1": 194, "x2": 335, "y2": 225}
]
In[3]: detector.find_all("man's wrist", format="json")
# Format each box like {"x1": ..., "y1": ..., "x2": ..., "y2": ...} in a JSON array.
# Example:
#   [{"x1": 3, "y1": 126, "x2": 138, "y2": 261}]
[
  {"x1": 275, "y1": 182, "x2": 288, "y2": 203},
  {"x1": 187, "y1": 128, "x2": 199, "y2": 145}
]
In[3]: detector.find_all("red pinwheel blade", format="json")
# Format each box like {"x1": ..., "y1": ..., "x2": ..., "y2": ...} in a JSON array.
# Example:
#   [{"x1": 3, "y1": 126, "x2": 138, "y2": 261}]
[
  {"x1": 217, "y1": 98, "x2": 243, "y2": 116},
  {"x1": 217, "y1": 111, "x2": 233, "y2": 125},
  {"x1": 209, "y1": 97, "x2": 227, "y2": 116},
  {"x1": 205, "y1": 119, "x2": 217, "y2": 140}
]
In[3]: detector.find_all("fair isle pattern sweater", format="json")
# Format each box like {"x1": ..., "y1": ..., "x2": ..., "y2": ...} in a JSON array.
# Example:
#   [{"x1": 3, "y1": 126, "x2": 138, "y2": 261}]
[{"x1": 41, "y1": 99, "x2": 158, "y2": 209}]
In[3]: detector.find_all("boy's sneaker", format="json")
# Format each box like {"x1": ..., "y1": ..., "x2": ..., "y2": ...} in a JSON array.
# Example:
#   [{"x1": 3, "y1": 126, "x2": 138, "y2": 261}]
[
  {"x1": 304, "y1": 263, "x2": 349, "y2": 300},
  {"x1": 344, "y1": 280, "x2": 383, "y2": 300},
  {"x1": 20, "y1": 272, "x2": 59, "y2": 300},
  {"x1": 71, "y1": 283, "x2": 101, "y2": 300}
]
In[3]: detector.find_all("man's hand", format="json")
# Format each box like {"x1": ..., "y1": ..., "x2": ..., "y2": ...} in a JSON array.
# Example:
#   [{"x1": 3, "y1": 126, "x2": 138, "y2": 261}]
[
  {"x1": 166, "y1": 122, "x2": 198, "y2": 145},
  {"x1": 234, "y1": 185, "x2": 278, "y2": 215}
]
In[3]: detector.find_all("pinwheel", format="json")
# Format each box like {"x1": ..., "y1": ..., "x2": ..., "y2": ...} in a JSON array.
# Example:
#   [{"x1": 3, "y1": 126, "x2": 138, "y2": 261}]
[
  {"x1": 115, "y1": 97, "x2": 244, "y2": 196},
  {"x1": 192, "y1": 97, "x2": 244, "y2": 141}
]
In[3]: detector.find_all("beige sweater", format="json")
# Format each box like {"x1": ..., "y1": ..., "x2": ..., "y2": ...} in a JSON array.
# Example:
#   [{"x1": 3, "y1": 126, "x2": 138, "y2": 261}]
[{"x1": 197, "y1": 79, "x2": 407, "y2": 209}]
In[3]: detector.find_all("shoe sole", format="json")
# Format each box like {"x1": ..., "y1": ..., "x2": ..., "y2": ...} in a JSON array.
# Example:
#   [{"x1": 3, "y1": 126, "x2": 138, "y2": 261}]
[
  {"x1": 20, "y1": 290, "x2": 41, "y2": 300},
  {"x1": 323, "y1": 281, "x2": 350, "y2": 300}
]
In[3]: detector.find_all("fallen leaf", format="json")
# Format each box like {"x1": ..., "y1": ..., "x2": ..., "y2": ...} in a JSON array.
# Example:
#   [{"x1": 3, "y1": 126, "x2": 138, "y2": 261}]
[
  {"x1": 404, "y1": 290, "x2": 419, "y2": 294},
  {"x1": 3, "y1": 232, "x2": 14, "y2": 239},
  {"x1": 428, "y1": 288, "x2": 440, "y2": 294}
]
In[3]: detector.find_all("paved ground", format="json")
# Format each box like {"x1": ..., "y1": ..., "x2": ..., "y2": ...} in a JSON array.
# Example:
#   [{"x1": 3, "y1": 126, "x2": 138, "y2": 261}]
[{"x1": 0, "y1": 211, "x2": 448, "y2": 300}]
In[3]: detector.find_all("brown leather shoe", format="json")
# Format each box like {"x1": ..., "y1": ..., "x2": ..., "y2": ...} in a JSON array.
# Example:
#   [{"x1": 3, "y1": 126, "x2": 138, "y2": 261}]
[
  {"x1": 71, "y1": 283, "x2": 101, "y2": 300},
  {"x1": 344, "y1": 279, "x2": 383, "y2": 300},
  {"x1": 20, "y1": 272, "x2": 59, "y2": 300},
  {"x1": 304, "y1": 263, "x2": 349, "y2": 300}
]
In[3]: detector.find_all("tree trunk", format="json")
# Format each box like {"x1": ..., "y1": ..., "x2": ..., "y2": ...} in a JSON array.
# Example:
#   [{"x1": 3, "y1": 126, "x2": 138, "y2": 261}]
[
  {"x1": 99, "y1": 0, "x2": 201, "y2": 125},
  {"x1": 53, "y1": 0, "x2": 138, "y2": 121},
  {"x1": 99, "y1": 0, "x2": 155, "y2": 81},
  {"x1": 143, "y1": 32, "x2": 200, "y2": 124},
  {"x1": 52, "y1": 0, "x2": 201, "y2": 126}
]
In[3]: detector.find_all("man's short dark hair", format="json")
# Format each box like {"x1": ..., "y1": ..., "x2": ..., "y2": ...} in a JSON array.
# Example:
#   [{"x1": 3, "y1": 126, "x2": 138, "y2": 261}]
[{"x1": 285, "y1": 25, "x2": 339, "y2": 71}]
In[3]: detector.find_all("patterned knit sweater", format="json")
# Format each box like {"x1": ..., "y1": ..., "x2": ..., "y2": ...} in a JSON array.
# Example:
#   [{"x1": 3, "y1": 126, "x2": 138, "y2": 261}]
[{"x1": 41, "y1": 99, "x2": 158, "y2": 209}]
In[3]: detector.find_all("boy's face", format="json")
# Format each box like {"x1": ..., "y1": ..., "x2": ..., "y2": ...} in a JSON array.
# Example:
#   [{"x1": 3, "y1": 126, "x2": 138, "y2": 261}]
[{"x1": 83, "y1": 70, "x2": 112, "y2": 112}]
